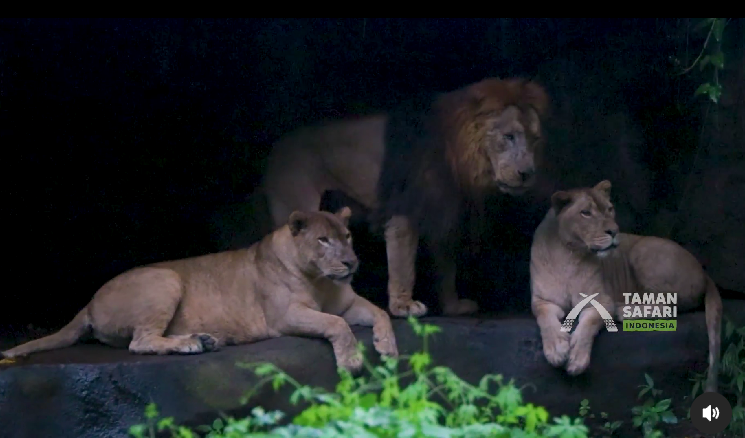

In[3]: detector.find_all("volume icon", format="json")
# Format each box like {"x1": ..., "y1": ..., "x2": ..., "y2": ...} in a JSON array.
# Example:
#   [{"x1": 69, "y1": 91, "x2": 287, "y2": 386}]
[{"x1": 703, "y1": 405, "x2": 720, "y2": 421}]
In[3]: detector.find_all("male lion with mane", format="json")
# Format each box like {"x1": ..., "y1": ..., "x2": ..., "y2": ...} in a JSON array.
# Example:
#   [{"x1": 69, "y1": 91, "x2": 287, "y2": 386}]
[
  {"x1": 262, "y1": 77, "x2": 549, "y2": 318},
  {"x1": 530, "y1": 180, "x2": 721, "y2": 392},
  {"x1": 2, "y1": 207, "x2": 398, "y2": 373}
]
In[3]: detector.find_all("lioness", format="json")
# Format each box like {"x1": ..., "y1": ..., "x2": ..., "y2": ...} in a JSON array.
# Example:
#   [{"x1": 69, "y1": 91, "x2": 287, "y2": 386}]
[
  {"x1": 2, "y1": 207, "x2": 399, "y2": 373},
  {"x1": 530, "y1": 180, "x2": 721, "y2": 392}
]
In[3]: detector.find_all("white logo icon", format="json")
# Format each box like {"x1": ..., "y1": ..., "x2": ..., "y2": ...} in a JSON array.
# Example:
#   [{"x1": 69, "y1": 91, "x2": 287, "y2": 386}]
[
  {"x1": 561, "y1": 293, "x2": 618, "y2": 333},
  {"x1": 703, "y1": 405, "x2": 720, "y2": 421}
]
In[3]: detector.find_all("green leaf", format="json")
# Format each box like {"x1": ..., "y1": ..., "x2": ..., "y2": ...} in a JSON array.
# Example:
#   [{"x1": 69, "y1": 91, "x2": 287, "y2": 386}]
[
  {"x1": 710, "y1": 51, "x2": 724, "y2": 69},
  {"x1": 708, "y1": 83, "x2": 723, "y2": 103},
  {"x1": 638, "y1": 387, "x2": 649, "y2": 399},
  {"x1": 725, "y1": 319, "x2": 735, "y2": 339},
  {"x1": 695, "y1": 83, "x2": 712, "y2": 97},
  {"x1": 359, "y1": 393, "x2": 379, "y2": 408},
  {"x1": 144, "y1": 403, "x2": 159, "y2": 419},
  {"x1": 713, "y1": 18, "x2": 725, "y2": 42},
  {"x1": 272, "y1": 373, "x2": 287, "y2": 391},
  {"x1": 128, "y1": 424, "x2": 145, "y2": 438},
  {"x1": 699, "y1": 55, "x2": 710, "y2": 71},
  {"x1": 644, "y1": 373, "x2": 654, "y2": 388},
  {"x1": 655, "y1": 399, "x2": 671, "y2": 411},
  {"x1": 691, "y1": 380, "x2": 700, "y2": 399},
  {"x1": 661, "y1": 411, "x2": 678, "y2": 424},
  {"x1": 211, "y1": 418, "x2": 224, "y2": 431},
  {"x1": 254, "y1": 363, "x2": 276, "y2": 377},
  {"x1": 157, "y1": 417, "x2": 175, "y2": 431}
]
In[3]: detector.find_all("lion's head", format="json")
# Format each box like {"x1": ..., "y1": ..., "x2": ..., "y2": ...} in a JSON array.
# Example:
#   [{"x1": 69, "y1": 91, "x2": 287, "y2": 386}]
[
  {"x1": 440, "y1": 77, "x2": 550, "y2": 196},
  {"x1": 288, "y1": 207, "x2": 359, "y2": 283},
  {"x1": 550, "y1": 180, "x2": 620, "y2": 258}
]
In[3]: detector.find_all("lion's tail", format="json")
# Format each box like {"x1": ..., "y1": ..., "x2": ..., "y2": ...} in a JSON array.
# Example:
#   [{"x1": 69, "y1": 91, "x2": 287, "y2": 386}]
[
  {"x1": 703, "y1": 274, "x2": 723, "y2": 393},
  {"x1": 1, "y1": 307, "x2": 91, "y2": 359}
]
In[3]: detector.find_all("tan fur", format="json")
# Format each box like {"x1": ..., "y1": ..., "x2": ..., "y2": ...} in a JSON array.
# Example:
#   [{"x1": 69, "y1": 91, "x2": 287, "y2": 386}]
[
  {"x1": 261, "y1": 78, "x2": 549, "y2": 318},
  {"x1": 530, "y1": 181, "x2": 721, "y2": 392},
  {"x1": 2, "y1": 208, "x2": 398, "y2": 373}
]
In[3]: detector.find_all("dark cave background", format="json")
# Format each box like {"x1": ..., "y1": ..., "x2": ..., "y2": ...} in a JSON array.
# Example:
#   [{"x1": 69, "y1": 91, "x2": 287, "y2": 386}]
[{"x1": 1, "y1": 18, "x2": 743, "y2": 336}]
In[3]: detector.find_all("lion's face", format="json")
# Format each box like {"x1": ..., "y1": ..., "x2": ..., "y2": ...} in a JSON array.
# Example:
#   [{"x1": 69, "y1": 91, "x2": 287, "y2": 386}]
[
  {"x1": 551, "y1": 180, "x2": 620, "y2": 258},
  {"x1": 482, "y1": 105, "x2": 542, "y2": 196},
  {"x1": 288, "y1": 207, "x2": 359, "y2": 283}
]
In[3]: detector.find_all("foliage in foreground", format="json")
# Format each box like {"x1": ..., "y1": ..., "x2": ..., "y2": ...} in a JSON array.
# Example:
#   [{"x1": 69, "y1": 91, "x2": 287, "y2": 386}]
[
  {"x1": 689, "y1": 316, "x2": 745, "y2": 435},
  {"x1": 129, "y1": 317, "x2": 588, "y2": 438}
]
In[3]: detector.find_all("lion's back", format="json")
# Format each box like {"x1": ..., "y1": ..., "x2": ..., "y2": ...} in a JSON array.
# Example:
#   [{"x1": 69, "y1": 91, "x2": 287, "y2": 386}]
[
  {"x1": 624, "y1": 234, "x2": 708, "y2": 301},
  {"x1": 155, "y1": 247, "x2": 279, "y2": 343}
]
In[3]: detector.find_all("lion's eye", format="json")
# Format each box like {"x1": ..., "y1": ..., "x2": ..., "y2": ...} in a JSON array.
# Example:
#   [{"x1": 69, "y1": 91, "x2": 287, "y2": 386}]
[
  {"x1": 503, "y1": 133, "x2": 515, "y2": 142},
  {"x1": 580, "y1": 210, "x2": 592, "y2": 218},
  {"x1": 345, "y1": 233, "x2": 351, "y2": 240},
  {"x1": 318, "y1": 237, "x2": 330, "y2": 244},
  {"x1": 608, "y1": 206, "x2": 614, "y2": 214}
]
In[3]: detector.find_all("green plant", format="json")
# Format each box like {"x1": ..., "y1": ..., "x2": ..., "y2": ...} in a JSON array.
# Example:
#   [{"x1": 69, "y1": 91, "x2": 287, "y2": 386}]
[
  {"x1": 129, "y1": 317, "x2": 590, "y2": 438},
  {"x1": 688, "y1": 317, "x2": 745, "y2": 435},
  {"x1": 631, "y1": 374, "x2": 677, "y2": 438},
  {"x1": 675, "y1": 18, "x2": 732, "y2": 104},
  {"x1": 576, "y1": 399, "x2": 622, "y2": 438}
]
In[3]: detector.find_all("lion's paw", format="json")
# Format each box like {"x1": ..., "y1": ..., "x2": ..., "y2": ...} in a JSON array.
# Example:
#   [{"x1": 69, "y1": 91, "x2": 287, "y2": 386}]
[
  {"x1": 565, "y1": 337, "x2": 592, "y2": 376},
  {"x1": 389, "y1": 299, "x2": 427, "y2": 318},
  {"x1": 190, "y1": 333, "x2": 220, "y2": 353},
  {"x1": 442, "y1": 299, "x2": 479, "y2": 316},
  {"x1": 338, "y1": 351, "x2": 364, "y2": 375},
  {"x1": 541, "y1": 330, "x2": 570, "y2": 368},
  {"x1": 373, "y1": 333, "x2": 399, "y2": 359}
]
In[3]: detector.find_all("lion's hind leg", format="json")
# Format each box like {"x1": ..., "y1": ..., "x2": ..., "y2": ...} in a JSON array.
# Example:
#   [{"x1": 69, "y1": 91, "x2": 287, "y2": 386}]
[{"x1": 96, "y1": 267, "x2": 218, "y2": 356}]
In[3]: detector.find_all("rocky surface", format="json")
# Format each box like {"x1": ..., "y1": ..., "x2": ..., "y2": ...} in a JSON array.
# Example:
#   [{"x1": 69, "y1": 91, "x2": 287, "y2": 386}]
[{"x1": 1, "y1": 298, "x2": 743, "y2": 438}]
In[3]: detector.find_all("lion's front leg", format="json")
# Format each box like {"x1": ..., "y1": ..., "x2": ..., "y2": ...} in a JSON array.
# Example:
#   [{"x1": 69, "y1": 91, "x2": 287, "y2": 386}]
[
  {"x1": 342, "y1": 294, "x2": 399, "y2": 359},
  {"x1": 384, "y1": 215, "x2": 427, "y2": 318},
  {"x1": 280, "y1": 303, "x2": 363, "y2": 374},
  {"x1": 566, "y1": 307, "x2": 606, "y2": 376},
  {"x1": 532, "y1": 297, "x2": 570, "y2": 367},
  {"x1": 433, "y1": 249, "x2": 478, "y2": 316}
]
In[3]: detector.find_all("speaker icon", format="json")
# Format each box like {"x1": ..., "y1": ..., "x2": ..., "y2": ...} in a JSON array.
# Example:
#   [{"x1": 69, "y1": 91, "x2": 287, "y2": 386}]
[
  {"x1": 691, "y1": 391, "x2": 731, "y2": 434},
  {"x1": 703, "y1": 404, "x2": 720, "y2": 421}
]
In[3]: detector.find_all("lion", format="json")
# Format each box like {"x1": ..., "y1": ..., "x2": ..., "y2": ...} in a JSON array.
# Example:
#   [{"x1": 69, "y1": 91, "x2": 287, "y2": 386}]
[
  {"x1": 1, "y1": 207, "x2": 399, "y2": 373},
  {"x1": 261, "y1": 77, "x2": 550, "y2": 318},
  {"x1": 529, "y1": 180, "x2": 721, "y2": 392}
]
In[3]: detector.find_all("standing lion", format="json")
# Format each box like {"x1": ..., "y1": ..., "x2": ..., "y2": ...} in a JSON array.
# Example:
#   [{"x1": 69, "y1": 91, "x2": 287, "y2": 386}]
[{"x1": 261, "y1": 78, "x2": 550, "y2": 317}]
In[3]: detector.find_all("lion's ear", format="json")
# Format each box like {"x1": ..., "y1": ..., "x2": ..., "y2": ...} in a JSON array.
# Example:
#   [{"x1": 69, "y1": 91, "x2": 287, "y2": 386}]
[
  {"x1": 334, "y1": 206, "x2": 352, "y2": 226},
  {"x1": 593, "y1": 180, "x2": 612, "y2": 198},
  {"x1": 551, "y1": 191, "x2": 573, "y2": 213},
  {"x1": 288, "y1": 211, "x2": 309, "y2": 236}
]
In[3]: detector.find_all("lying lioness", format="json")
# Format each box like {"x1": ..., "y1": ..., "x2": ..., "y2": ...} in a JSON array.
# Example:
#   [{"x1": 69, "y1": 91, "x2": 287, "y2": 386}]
[
  {"x1": 530, "y1": 180, "x2": 721, "y2": 392},
  {"x1": 2, "y1": 207, "x2": 399, "y2": 373}
]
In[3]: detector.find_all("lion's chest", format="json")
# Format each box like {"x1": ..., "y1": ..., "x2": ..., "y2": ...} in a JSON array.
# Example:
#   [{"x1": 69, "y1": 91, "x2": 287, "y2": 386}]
[{"x1": 556, "y1": 264, "x2": 611, "y2": 309}]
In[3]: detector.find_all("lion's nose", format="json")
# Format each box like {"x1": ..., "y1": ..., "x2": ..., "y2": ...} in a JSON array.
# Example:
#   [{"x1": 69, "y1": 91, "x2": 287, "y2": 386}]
[
  {"x1": 343, "y1": 259, "x2": 359, "y2": 273},
  {"x1": 606, "y1": 228, "x2": 618, "y2": 238},
  {"x1": 518, "y1": 167, "x2": 535, "y2": 182}
]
